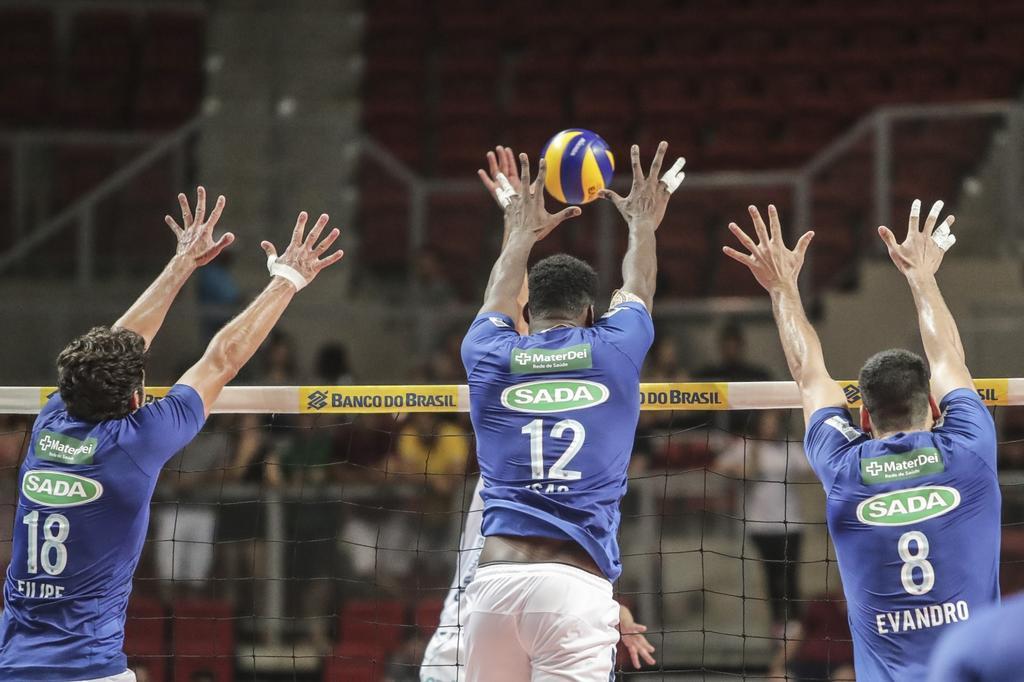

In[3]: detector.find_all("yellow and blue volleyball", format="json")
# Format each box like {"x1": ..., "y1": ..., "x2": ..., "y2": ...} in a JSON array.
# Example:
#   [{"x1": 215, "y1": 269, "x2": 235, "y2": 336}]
[{"x1": 540, "y1": 129, "x2": 615, "y2": 205}]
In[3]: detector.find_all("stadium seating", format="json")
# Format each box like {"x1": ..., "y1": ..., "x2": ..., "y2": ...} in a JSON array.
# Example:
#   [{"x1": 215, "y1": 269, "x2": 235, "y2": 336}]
[
  {"x1": 170, "y1": 598, "x2": 235, "y2": 682},
  {"x1": 358, "y1": 0, "x2": 1024, "y2": 297},
  {"x1": 124, "y1": 596, "x2": 169, "y2": 682}
]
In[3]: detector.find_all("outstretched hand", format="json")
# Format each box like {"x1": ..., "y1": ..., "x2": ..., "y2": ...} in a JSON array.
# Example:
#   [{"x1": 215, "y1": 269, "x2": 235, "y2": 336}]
[
  {"x1": 723, "y1": 205, "x2": 814, "y2": 292},
  {"x1": 878, "y1": 199, "x2": 955, "y2": 279},
  {"x1": 165, "y1": 186, "x2": 235, "y2": 267},
  {"x1": 619, "y1": 605, "x2": 657, "y2": 669},
  {"x1": 599, "y1": 141, "x2": 683, "y2": 230},
  {"x1": 261, "y1": 212, "x2": 344, "y2": 287},
  {"x1": 504, "y1": 153, "x2": 581, "y2": 242},
  {"x1": 478, "y1": 145, "x2": 523, "y2": 210}
]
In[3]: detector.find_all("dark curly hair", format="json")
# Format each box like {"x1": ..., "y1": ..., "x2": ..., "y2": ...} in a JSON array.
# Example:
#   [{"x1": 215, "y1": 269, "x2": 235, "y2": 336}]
[
  {"x1": 859, "y1": 348, "x2": 931, "y2": 433},
  {"x1": 57, "y1": 326, "x2": 147, "y2": 422},
  {"x1": 527, "y1": 254, "x2": 598, "y2": 319}
]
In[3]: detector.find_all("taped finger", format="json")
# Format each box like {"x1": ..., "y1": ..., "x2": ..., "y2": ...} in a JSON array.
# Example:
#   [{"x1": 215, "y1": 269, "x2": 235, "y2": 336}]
[
  {"x1": 495, "y1": 172, "x2": 517, "y2": 208},
  {"x1": 659, "y1": 157, "x2": 686, "y2": 193}
]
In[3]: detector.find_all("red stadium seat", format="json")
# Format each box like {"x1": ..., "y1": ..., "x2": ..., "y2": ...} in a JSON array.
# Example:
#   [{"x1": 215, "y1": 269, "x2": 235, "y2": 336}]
[
  {"x1": 337, "y1": 599, "x2": 407, "y2": 653},
  {"x1": 125, "y1": 596, "x2": 169, "y2": 682}
]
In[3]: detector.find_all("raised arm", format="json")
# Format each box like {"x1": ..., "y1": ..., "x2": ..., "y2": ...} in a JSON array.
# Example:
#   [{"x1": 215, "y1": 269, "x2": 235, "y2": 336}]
[
  {"x1": 114, "y1": 187, "x2": 234, "y2": 347},
  {"x1": 600, "y1": 142, "x2": 684, "y2": 311},
  {"x1": 724, "y1": 205, "x2": 845, "y2": 424},
  {"x1": 478, "y1": 145, "x2": 529, "y2": 332},
  {"x1": 479, "y1": 153, "x2": 580, "y2": 319},
  {"x1": 178, "y1": 212, "x2": 344, "y2": 416},
  {"x1": 878, "y1": 199, "x2": 971, "y2": 399}
]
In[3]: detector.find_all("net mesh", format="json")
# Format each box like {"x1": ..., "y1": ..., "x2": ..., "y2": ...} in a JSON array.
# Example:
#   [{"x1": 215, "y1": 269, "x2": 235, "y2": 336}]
[{"x1": 1, "y1": 389, "x2": 1022, "y2": 681}]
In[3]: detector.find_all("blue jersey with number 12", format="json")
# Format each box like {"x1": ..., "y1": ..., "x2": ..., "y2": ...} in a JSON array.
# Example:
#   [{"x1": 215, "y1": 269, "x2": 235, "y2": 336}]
[
  {"x1": 804, "y1": 389, "x2": 1000, "y2": 681},
  {"x1": 461, "y1": 302, "x2": 654, "y2": 581},
  {"x1": 0, "y1": 386, "x2": 206, "y2": 681}
]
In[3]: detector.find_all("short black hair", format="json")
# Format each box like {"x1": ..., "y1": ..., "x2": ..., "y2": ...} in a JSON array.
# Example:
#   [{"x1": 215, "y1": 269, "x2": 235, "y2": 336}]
[
  {"x1": 858, "y1": 348, "x2": 931, "y2": 433},
  {"x1": 527, "y1": 254, "x2": 598, "y2": 319},
  {"x1": 57, "y1": 326, "x2": 146, "y2": 422}
]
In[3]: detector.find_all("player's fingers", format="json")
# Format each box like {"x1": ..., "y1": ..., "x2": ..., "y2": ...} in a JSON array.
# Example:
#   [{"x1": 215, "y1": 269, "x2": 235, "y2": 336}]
[
  {"x1": 315, "y1": 249, "x2": 345, "y2": 271},
  {"x1": 630, "y1": 144, "x2": 643, "y2": 184},
  {"x1": 501, "y1": 147, "x2": 519, "y2": 187},
  {"x1": 519, "y1": 152, "x2": 532, "y2": 193},
  {"x1": 533, "y1": 158, "x2": 547, "y2": 195},
  {"x1": 723, "y1": 245, "x2": 756, "y2": 266},
  {"x1": 486, "y1": 150, "x2": 500, "y2": 179},
  {"x1": 291, "y1": 211, "x2": 309, "y2": 245},
  {"x1": 205, "y1": 195, "x2": 226, "y2": 231},
  {"x1": 630, "y1": 648, "x2": 641, "y2": 670},
  {"x1": 313, "y1": 227, "x2": 340, "y2": 255},
  {"x1": 648, "y1": 140, "x2": 668, "y2": 180},
  {"x1": 728, "y1": 222, "x2": 758, "y2": 254},
  {"x1": 477, "y1": 168, "x2": 498, "y2": 194},
  {"x1": 165, "y1": 215, "x2": 184, "y2": 238},
  {"x1": 598, "y1": 189, "x2": 624, "y2": 205},
  {"x1": 794, "y1": 230, "x2": 815, "y2": 260},
  {"x1": 553, "y1": 206, "x2": 582, "y2": 224},
  {"x1": 641, "y1": 648, "x2": 657, "y2": 665},
  {"x1": 177, "y1": 193, "x2": 193, "y2": 227},
  {"x1": 194, "y1": 186, "x2": 206, "y2": 226},
  {"x1": 924, "y1": 199, "x2": 944, "y2": 235},
  {"x1": 878, "y1": 225, "x2": 899, "y2": 251},
  {"x1": 304, "y1": 213, "x2": 330, "y2": 247},
  {"x1": 908, "y1": 198, "x2": 921, "y2": 235},
  {"x1": 767, "y1": 204, "x2": 781, "y2": 242},
  {"x1": 260, "y1": 240, "x2": 277, "y2": 259},
  {"x1": 198, "y1": 232, "x2": 235, "y2": 265},
  {"x1": 749, "y1": 205, "x2": 770, "y2": 244}
]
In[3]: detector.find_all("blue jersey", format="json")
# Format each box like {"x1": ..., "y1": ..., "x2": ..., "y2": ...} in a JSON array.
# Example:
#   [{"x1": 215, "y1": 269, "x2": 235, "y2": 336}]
[
  {"x1": 927, "y1": 591, "x2": 1024, "y2": 682},
  {"x1": 0, "y1": 385, "x2": 206, "y2": 680},
  {"x1": 804, "y1": 389, "x2": 1000, "y2": 681},
  {"x1": 461, "y1": 303, "x2": 654, "y2": 581}
]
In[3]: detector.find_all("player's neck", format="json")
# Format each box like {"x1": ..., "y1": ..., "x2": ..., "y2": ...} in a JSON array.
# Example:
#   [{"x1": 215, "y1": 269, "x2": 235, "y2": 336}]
[
  {"x1": 872, "y1": 421, "x2": 932, "y2": 440},
  {"x1": 529, "y1": 317, "x2": 579, "y2": 334}
]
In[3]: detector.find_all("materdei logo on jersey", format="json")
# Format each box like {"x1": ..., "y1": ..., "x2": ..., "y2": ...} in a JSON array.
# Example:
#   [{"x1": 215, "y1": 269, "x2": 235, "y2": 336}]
[
  {"x1": 501, "y1": 380, "x2": 610, "y2": 413},
  {"x1": 22, "y1": 470, "x2": 104, "y2": 507},
  {"x1": 856, "y1": 486, "x2": 961, "y2": 527}
]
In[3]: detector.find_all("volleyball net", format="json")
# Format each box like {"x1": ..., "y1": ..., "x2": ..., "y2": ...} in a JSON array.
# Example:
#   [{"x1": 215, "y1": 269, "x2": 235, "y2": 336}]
[{"x1": 1, "y1": 381, "x2": 1023, "y2": 681}]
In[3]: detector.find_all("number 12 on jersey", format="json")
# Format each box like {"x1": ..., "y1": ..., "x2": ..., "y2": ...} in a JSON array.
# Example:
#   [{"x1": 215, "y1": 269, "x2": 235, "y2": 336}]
[{"x1": 522, "y1": 419, "x2": 585, "y2": 486}]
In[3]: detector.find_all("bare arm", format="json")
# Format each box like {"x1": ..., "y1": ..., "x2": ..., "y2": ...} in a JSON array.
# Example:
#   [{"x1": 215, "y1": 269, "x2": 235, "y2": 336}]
[
  {"x1": 724, "y1": 205, "x2": 845, "y2": 424},
  {"x1": 114, "y1": 187, "x2": 234, "y2": 347},
  {"x1": 600, "y1": 142, "x2": 684, "y2": 311},
  {"x1": 878, "y1": 200, "x2": 972, "y2": 399},
  {"x1": 178, "y1": 212, "x2": 344, "y2": 416},
  {"x1": 479, "y1": 153, "x2": 580, "y2": 318}
]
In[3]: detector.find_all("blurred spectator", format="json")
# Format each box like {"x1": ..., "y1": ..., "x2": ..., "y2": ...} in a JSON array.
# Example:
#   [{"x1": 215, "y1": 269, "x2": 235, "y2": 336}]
[
  {"x1": 646, "y1": 333, "x2": 686, "y2": 382},
  {"x1": 711, "y1": 411, "x2": 811, "y2": 631},
  {"x1": 392, "y1": 413, "x2": 470, "y2": 495},
  {"x1": 768, "y1": 593, "x2": 854, "y2": 681},
  {"x1": 697, "y1": 320, "x2": 772, "y2": 434},
  {"x1": 412, "y1": 247, "x2": 456, "y2": 305},
  {"x1": 315, "y1": 341, "x2": 354, "y2": 385},
  {"x1": 196, "y1": 250, "x2": 241, "y2": 343}
]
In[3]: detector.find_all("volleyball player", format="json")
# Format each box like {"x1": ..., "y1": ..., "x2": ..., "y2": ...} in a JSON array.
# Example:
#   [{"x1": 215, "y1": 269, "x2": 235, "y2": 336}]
[
  {"x1": 927, "y1": 592, "x2": 1024, "y2": 681},
  {"x1": 458, "y1": 142, "x2": 682, "y2": 681},
  {"x1": 419, "y1": 147, "x2": 656, "y2": 681},
  {"x1": 0, "y1": 188, "x2": 343, "y2": 682},
  {"x1": 724, "y1": 201, "x2": 1000, "y2": 680}
]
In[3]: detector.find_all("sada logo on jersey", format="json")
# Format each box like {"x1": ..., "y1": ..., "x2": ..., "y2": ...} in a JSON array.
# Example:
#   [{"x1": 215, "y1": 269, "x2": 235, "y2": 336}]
[
  {"x1": 856, "y1": 486, "x2": 960, "y2": 526},
  {"x1": 501, "y1": 380, "x2": 609, "y2": 413},
  {"x1": 22, "y1": 470, "x2": 103, "y2": 508}
]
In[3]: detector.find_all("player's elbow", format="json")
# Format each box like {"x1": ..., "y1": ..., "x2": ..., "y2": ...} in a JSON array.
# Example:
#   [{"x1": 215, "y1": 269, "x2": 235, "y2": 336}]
[{"x1": 204, "y1": 339, "x2": 242, "y2": 384}]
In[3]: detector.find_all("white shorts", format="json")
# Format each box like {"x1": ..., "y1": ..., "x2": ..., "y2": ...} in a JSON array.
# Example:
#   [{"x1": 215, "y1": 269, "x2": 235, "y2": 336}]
[
  {"x1": 464, "y1": 563, "x2": 619, "y2": 682},
  {"x1": 75, "y1": 671, "x2": 136, "y2": 682},
  {"x1": 420, "y1": 630, "x2": 464, "y2": 682}
]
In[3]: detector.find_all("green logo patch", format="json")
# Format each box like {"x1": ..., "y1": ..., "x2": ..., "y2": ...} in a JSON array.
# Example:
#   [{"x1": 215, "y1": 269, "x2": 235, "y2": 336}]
[
  {"x1": 22, "y1": 470, "x2": 104, "y2": 507},
  {"x1": 856, "y1": 486, "x2": 960, "y2": 526},
  {"x1": 861, "y1": 448, "x2": 945, "y2": 485},
  {"x1": 501, "y1": 379, "x2": 609, "y2": 413},
  {"x1": 35, "y1": 430, "x2": 97, "y2": 465},
  {"x1": 511, "y1": 344, "x2": 593, "y2": 374}
]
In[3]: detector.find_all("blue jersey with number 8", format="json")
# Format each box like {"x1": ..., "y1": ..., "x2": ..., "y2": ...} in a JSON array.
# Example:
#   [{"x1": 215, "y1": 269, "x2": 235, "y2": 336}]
[
  {"x1": 804, "y1": 389, "x2": 1000, "y2": 681},
  {"x1": 461, "y1": 302, "x2": 654, "y2": 581},
  {"x1": 0, "y1": 385, "x2": 206, "y2": 681}
]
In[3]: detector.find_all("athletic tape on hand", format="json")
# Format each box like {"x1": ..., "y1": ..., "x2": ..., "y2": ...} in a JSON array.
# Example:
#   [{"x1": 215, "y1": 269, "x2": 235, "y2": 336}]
[
  {"x1": 660, "y1": 157, "x2": 686, "y2": 193},
  {"x1": 932, "y1": 218, "x2": 956, "y2": 252},
  {"x1": 266, "y1": 254, "x2": 308, "y2": 291},
  {"x1": 495, "y1": 173, "x2": 517, "y2": 208}
]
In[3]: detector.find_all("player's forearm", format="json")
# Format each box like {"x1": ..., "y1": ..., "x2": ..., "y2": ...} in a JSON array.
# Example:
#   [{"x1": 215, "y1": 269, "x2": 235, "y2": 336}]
[
  {"x1": 113, "y1": 255, "x2": 195, "y2": 347},
  {"x1": 770, "y1": 283, "x2": 830, "y2": 389},
  {"x1": 907, "y1": 273, "x2": 971, "y2": 393},
  {"x1": 621, "y1": 222, "x2": 657, "y2": 309},
  {"x1": 481, "y1": 232, "x2": 535, "y2": 318},
  {"x1": 204, "y1": 278, "x2": 296, "y2": 379}
]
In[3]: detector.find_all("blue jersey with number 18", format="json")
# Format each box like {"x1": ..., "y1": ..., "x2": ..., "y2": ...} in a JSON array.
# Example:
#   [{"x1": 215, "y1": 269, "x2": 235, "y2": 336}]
[
  {"x1": 461, "y1": 302, "x2": 654, "y2": 581},
  {"x1": 0, "y1": 385, "x2": 206, "y2": 681},
  {"x1": 804, "y1": 389, "x2": 1000, "y2": 681}
]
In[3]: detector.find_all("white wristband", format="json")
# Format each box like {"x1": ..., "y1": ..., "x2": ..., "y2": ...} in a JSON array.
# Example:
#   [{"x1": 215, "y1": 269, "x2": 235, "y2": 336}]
[
  {"x1": 660, "y1": 157, "x2": 686, "y2": 193},
  {"x1": 495, "y1": 172, "x2": 517, "y2": 208},
  {"x1": 266, "y1": 254, "x2": 308, "y2": 291}
]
